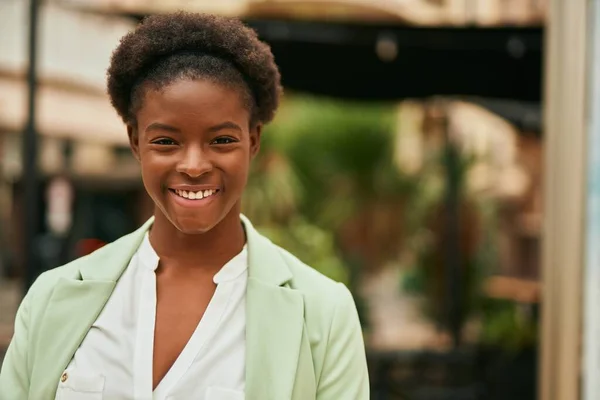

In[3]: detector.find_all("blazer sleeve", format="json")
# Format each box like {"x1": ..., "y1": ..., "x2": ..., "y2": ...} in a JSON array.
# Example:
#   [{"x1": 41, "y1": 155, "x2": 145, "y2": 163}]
[
  {"x1": 0, "y1": 289, "x2": 32, "y2": 400},
  {"x1": 316, "y1": 283, "x2": 369, "y2": 400}
]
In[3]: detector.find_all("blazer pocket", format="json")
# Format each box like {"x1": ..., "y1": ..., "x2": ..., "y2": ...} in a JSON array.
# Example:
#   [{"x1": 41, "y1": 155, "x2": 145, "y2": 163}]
[
  {"x1": 205, "y1": 386, "x2": 245, "y2": 400},
  {"x1": 55, "y1": 370, "x2": 105, "y2": 400}
]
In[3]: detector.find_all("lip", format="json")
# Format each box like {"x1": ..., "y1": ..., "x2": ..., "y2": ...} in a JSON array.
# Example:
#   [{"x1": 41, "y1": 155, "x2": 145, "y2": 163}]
[
  {"x1": 168, "y1": 188, "x2": 220, "y2": 208},
  {"x1": 169, "y1": 184, "x2": 221, "y2": 191}
]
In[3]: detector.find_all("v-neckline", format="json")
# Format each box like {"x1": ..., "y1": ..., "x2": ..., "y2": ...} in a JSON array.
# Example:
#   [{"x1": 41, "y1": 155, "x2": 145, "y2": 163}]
[
  {"x1": 155, "y1": 283, "x2": 234, "y2": 397},
  {"x1": 132, "y1": 234, "x2": 245, "y2": 399},
  {"x1": 132, "y1": 270, "x2": 236, "y2": 399}
]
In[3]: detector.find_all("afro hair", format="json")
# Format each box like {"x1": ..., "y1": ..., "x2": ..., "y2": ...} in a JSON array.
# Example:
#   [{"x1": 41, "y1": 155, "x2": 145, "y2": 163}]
[{"x1": 107, "y1": 12, "x2": 282, "y2": 126}]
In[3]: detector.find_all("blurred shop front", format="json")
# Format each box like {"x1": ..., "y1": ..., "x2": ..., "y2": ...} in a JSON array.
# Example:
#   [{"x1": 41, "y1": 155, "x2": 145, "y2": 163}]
[{"x1": 0, "y1": 2, "x2": 151, "y2": 280}]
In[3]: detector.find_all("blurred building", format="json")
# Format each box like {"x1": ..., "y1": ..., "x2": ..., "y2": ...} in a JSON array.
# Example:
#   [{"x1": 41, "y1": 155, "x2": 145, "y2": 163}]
[
  {"x1": 55, "y1": 0, "x2": 547, "y2": 26},
  {"x1": 0, "y1": 1, "x2": 152, "y2": 278}
]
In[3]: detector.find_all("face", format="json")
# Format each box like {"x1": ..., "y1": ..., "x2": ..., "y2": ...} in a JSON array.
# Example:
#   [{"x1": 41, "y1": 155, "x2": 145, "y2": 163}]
[{"x1": 128, "y1": 78, "x2": 261, "y2": 235}]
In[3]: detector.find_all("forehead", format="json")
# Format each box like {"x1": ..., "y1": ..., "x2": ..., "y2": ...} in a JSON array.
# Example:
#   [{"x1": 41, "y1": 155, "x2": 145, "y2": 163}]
[{"x1": 136, "y1": 79, "x2": 250, "y2": 129}]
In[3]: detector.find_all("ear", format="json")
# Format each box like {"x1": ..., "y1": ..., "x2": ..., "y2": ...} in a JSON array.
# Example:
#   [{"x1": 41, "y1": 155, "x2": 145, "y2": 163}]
[
  {"x1": 127, "y1": 124, "x2": 141, "y2": 162},
  {"x1": 249, "y1": 124, "x2": 262, "y2": 159}
]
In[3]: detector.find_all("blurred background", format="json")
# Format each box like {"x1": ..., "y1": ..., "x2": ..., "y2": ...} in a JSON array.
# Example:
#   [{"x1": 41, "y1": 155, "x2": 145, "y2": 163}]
[{"x1": 0, "y1": 0, "x2": 595, "y2": 399}]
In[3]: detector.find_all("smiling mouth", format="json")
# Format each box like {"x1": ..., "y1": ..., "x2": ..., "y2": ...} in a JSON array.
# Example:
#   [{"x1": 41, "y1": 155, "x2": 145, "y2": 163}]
[{"x1": 169, "y1": 188, "x2": 220, "y2": 200}]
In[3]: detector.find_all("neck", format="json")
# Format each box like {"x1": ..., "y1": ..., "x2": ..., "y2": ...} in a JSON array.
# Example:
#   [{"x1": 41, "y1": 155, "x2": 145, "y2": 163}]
[{"x1": 148, "y1": 206, "x2": 246, "y2": 271}]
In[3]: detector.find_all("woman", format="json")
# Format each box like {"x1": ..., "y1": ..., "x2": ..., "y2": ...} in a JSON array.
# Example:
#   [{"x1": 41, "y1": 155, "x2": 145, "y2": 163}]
[{"x1": 0, "y1": 12, "x2": 369, "y2": 400}]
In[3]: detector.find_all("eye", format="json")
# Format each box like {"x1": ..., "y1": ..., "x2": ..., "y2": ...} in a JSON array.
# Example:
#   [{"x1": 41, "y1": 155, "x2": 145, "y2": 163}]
[
  {"x1": 211, "y1": 136, "x2": 238, "y2": 145},
  {"x1": 151, "y1": 138, "x2": 176, "y2": 146}
]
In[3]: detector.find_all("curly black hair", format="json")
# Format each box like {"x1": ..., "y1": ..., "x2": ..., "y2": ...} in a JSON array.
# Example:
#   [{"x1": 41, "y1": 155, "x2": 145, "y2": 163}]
[{"x1": 107, "y1": 12, "x2": 282, "y2": 127}]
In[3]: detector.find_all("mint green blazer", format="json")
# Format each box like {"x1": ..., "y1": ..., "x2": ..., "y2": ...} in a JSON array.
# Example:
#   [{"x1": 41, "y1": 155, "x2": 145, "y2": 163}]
[{"x1": 0, "y1": 216, "x2": 369, "y2": 399}]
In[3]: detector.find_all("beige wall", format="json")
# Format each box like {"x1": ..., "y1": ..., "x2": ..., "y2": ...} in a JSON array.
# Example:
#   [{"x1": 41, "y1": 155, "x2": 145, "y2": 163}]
[
  {"x1": 0, "y1": 1, "x2": 134, "y2": 90},
  {"x1": 0, "y1": 2, "x2": 133, "y2": 179},
  {"x1": 540, "y1": 0, "x2": 589, "y2": 399},
  {"x1": 0, "y1": 78, "x2": 127, "y2": 146}
]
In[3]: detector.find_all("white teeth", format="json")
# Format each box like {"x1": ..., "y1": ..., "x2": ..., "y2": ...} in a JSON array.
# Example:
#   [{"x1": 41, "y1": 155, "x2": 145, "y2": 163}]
[{"x1": 174, "y1": 189, "x2": 217, "y2": 200}]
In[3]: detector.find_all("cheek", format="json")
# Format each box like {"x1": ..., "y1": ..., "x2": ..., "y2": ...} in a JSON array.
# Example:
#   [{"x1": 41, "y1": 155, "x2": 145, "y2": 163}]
[
  {"x1": 139, "y1": 156, "x2": 168, "y2": 196},
  {"x1": 223, "y1": 150, "x2": 251, "y2": 182},
  {"x1": 140, "y1": 167, "x2": 157, "y2": 198}
]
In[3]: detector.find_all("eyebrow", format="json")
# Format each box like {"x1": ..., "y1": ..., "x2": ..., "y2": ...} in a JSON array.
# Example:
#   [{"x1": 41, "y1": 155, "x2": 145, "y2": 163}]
[
  {"x1": 145, "y1": 121, "x2": 242, "y2": 134},
  {"x1": 207, "y1": 121, "x2": 243, "y2": 133},
  {"x1": 145, "y1": 123, "x2": 180, "y2": 133}
]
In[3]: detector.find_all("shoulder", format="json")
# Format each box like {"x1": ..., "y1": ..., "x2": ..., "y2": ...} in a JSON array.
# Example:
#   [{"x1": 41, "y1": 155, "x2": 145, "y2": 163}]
[
  {"x1": 267, "y1": 240, "x2": 367, "y2": 389},
  {"x1": 278, "y1": 245, "x2": 346, "y2": 293},
  {"x1": 26, "y1": 219, "x2": 152, "y2": 304},
  {"x1": 271, "y1": 242, "x2": 357, "y2": 323},
  {"x1": 25, "y1": 233, "x2": 133, "y2": 304},
  {"x1": 25, "y1": 254, "x2": 90, "y2": 302},
  {"x1": 244, "y1": 215, "x2": 354, "y2": 316}
]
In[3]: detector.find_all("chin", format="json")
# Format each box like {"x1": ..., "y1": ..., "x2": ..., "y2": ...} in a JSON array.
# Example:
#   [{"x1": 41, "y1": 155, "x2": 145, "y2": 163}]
[
  {"x1": 153, "y1": 194, "x2": 239, "y2": 235},
  {"x1": 170, "y1": 217, "x2": 218, "y2": 235}
]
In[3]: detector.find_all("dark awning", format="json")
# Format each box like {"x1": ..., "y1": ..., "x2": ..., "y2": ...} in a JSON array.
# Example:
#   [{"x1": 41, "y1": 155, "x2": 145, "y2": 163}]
[{"x1": 247, "y1": 19, "x2": 543, "y2": 102}]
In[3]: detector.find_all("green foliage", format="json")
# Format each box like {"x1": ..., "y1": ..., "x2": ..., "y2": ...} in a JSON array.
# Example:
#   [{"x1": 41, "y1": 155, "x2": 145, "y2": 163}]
[
  {"x1": 243, "y1": 152, "x2": 303, "y2": 226},
  {"x1": 480, "y1": 299, "x2": 538, "y2": 351},
  {"x1": 263, "y1": 94, "x2": 402, "y2": 229}
]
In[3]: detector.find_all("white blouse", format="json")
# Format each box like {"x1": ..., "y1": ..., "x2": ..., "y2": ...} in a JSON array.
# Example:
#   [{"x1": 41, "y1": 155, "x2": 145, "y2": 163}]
[{"x1": 55, "y1": 233, "x2": 248, "y2": 400}]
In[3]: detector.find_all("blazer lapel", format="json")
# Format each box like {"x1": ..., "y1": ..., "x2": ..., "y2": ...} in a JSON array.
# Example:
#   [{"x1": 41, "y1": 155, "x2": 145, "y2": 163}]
[
  {"x1": 242, "y1": 216, "x2": 305, "y2": 400},
  {"x1": 29, "y1": 218, "x2": 153, "y2": 399}
]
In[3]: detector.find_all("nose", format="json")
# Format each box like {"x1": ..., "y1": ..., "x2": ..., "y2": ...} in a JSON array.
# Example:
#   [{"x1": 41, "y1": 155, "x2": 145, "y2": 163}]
[{"x1": 175, "y1": 146, "x2": 212, "y2": 178}]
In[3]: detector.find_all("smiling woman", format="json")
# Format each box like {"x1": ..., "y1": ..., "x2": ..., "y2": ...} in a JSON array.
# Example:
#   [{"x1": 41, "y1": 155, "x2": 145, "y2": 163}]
[{"x1": 0, "y1": 11, "x2": 369, "y2": 400}]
